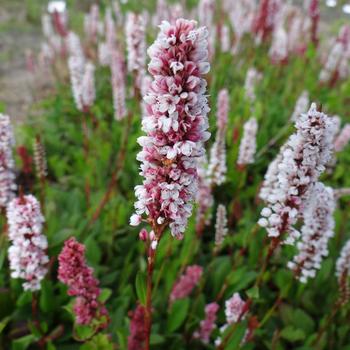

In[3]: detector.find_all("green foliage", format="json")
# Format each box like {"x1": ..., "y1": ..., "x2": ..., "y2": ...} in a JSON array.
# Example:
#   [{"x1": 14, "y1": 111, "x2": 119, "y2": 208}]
[{"x1": 1, "y1": 1, "x2": 350, "y2": 350}]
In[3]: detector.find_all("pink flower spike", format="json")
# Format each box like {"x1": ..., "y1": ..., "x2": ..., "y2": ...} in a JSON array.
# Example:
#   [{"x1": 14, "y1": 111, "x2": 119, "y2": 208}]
[
  {"x1": 111, "y1": 49, "x2": 127, "y2": 121},
  {"x1": 258, "y1": 103, "x2": 337, "y2": 245},
  {"x1": 225, "y1": 292, "x2": 247, "y2": 324},
  {"x1": 334, "y1": 124, "x2": 350, "y2": 152},
  {"x1": 128, "y1": 304, "x2": 146, "y2": 350},
  {"x1": 125, "y1": 12, "x2": 146, "y2": 89},
  {"x1": 131, "y1": 19, "x2": 211, "y2": 238},
  {"x1": 7, "y1": 194, "x2": 48, "y2": 291},
  {"x1": 216, "y1": 89, "x2": 229, "y2": 131},
  {"x1": 170, "y1": 265, "x2": 203, "y2": 303},
  {"x1": 0, "y1": 114, "x2": 16, "y2": 208},
  {"x1": 58, "y1": 237, "x2": 108, "y2": 326},
  {"x1": 193, "y1": 302, "x2": 219, "y2": 344}
]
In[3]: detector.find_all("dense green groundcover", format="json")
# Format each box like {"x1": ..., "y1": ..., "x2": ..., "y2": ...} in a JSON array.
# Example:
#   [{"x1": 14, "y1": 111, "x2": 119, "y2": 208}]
[{"x1": 1, "y1": 1, "x2": 350, "y2": 350}]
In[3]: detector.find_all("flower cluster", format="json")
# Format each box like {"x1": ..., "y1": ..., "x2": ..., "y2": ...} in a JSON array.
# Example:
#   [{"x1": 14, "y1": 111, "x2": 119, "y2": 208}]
[
  {"x1": 319, "y1": 25, "x2": 350, "y2": 84},
  {"x1": 67, "y1": 33, "x2": 96, "y2": 112},
  {"x1": 215, "y1": 293, "x2": 247, "y2": 346},
  {"x1": 334, "y1": 124, "x2": 350, "y2": 152},
  {"x1": 253, "y1": 0, "x2": 282, "y2": 44},
  {"x1": 7, "y1": 195, "x2": 48, "y2": 291},
  {"x1": 258, "y1": 103, "x2": 336, "y2": 244},
  {"x1": 237, "y1": 117, "x2": 258, "y2": 166},
  {"x1": 84, "y1": 4, "x2": 99, "y2": 43},
  {"x1": 193, "y1": 302, "x2": 219, "y2": 344},
  {"x1": 220, "y1": 25, "x2": 230, "y2": 53},
  {"x1": 170, "y1": 265, "x2": 203, "y2": 303},
  {"x1": 128, "y1": 304, "x2": 146, "y2": 350},
  {"x1": 216, "y1": 89, "x2": 229, "y2": 131},
  {"x1": 269, "y1": 24, "x2": 288, "y2": 64},
  {"x1": 336, "y1": 239, "x2": 350, "y2": 303},
  {"x1": 125, "y1": 12, "x2": 146, "y2": 88},
  {"x1": 131, "y1": 19, "x2": 210, "y2": 238},
  {"x1": 287, "y1": 182, "x2": 335, "y2": 283},
  {"x1": 0, "y1": 114, "x2": 16, "y2": 208},
  {"x1": 58, "y1": 237, "x2": 108, "y2": 325},
  {"x1": 225, "y1": 292, "x2": 247, "y2": 324},
  {"x1": 215, "y1": 204, "x2": 228, "y2": 246},
  {"x1": 224, "y1": 0, "x2": 256, "y2": 54},
  {"x1": 290, "y1": 91, "x2": 309, "y2": 122},
  {"x1": 244, "y1": 68, "x2": 262, "y2": 104},
  {"x1": 111, "y1": 49, "x2": 127, "y2": 120},
  {"x1": 81, "y1": 62, "x2": 96, "y2": 109},
  {"x1": 208, "y1": 89, "x2": 229, "y2": 186}
]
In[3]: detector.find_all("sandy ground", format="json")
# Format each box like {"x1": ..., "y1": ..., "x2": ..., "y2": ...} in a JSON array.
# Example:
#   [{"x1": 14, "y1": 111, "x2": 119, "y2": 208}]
[{"x1": 0, "y1": 1, "x2": 46, "y2": 124}]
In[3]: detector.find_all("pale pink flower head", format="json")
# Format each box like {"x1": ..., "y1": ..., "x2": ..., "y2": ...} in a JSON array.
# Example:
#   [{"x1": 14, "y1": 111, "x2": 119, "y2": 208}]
[
  {"x1": 287, "y1": 182, "x2": 335, "y2": 283},
  {"x1": 269, "y1": 24, "x2": 288, "y2": 64},
  {"x1": 170, "y1": 265, "x2": 203, "y2": 303},
  {"x1": 0, "y1": 114, "x2": 16, "y2": 208},
  {"x1": 237, "y1": 117, "x2": 258, "y2": 166},
  {"x1": 131, "y1": 19, "x2": 210, "y2": 238},
  {"x1": 84, "y1": 4, "x2": 99, "y2": 43},
  {"x1": 225, "y1": 292, "x2": 247, "y2": 324},
  {"x1": 110, "y1": 49, "x2": 127, "y2": 120},
  {"x1": 217, "y1": 89, "x2": 229, "y2": 131},
  {"x1": 336, "y1": 239, "x2": 350, "y2": 303},
  {"x1": 125, "y1": 12, "x2": 146, "y2": 88},
  {"x1": 258, "y1": 103, "x2": 337, "y2": 244},
  {"x1": 244, "y1": 68, "x2": 262, "y2": 104},
  {"x1": 7, "y1": 194, "x2": 48, "y2": 291},
  {"x1": 81, "y1": 62, "x2": 96, "y2": 109},
  {"x1": 193, "y1": 302, "x2": 219, "y2": 344},
  {"x1": 290, "y1": 91, "x2": 309, "y2": 122},
  {"x1": 215, "y1": 204, "x2": 228, "y2": 246},
  {"x1": 334, "y1": 124, "x2": 350, "y2": 152},
  {"x1": 58, "y1": 237, "x2": 108, "y2": 326}
]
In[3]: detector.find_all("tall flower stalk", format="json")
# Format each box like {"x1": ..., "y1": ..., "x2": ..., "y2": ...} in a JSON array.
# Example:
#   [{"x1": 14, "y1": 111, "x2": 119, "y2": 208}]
[{"x1": 130, "y1": 19, "x2": 210, "y2": 349}]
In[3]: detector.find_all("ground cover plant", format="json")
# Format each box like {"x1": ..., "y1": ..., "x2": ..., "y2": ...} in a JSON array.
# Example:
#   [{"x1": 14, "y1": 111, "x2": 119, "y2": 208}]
[{"x1": 1, "y1": 0, "x2": 350, "y2": 349}]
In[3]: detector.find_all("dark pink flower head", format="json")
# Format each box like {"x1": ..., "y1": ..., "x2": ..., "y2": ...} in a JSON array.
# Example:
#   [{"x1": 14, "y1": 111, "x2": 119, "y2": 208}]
[
  {"x1": 253, "y1": 0, "x2": 281, "y2": 43},
  {"x1": 131, "y1": 19, "x2": 211, "y2": 239},
  {"x1": 170, "y1": 265, "x2": 203, "y2": 303},
  {"x1": 58, "y1": 237, "x2": 108, "y2": 326},
  {"x1": 307, "y1": 0, "x2": 320, "y2": 46},
  {"x1": 128, "y1": 304, "x2": 146, "y2": 350},
  {"x1": 193, "y1": 302, "x2": 219, "y2": 344}
]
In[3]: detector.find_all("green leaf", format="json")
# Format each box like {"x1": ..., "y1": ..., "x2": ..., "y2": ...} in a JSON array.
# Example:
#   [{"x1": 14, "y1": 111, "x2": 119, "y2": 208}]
[
  {"x1": 73, "y1": 324, "x2": 96, "y2": 341},
  {"x1": 246, "y1": 286, "x2": 259, "y2": 299},
  {"x1": 99, "y1": 288, "x2": 112, "y2": 303},
  {"x1": 167, "y1": 298, "x2": 190, "y2": 332},
  {"x1": 12, "y1": 334, "x2": 36, "y2": 350},
  {"x1": 135, "y1": 272, "x2": 147, "y2": 306},
  {"x1": 150, "y1": 334, "x2": 165, "y2": 345},
  {"x1": 80, "y1": 334, "x2": 114, "y2": 350},
  {"x1": 280, "y1": 326, "x2": 305, "y2": 342},
  {"x1": 0, "y1": 316, "x2": 11, "y2": 334}
]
